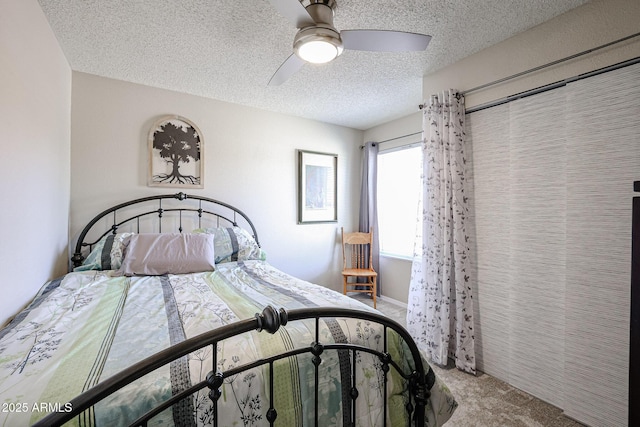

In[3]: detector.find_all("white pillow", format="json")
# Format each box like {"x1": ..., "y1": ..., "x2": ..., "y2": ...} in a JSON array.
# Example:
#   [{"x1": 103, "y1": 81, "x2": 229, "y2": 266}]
[{"x1": 118, "y1": 233, "x2": 215, "y2": 276}]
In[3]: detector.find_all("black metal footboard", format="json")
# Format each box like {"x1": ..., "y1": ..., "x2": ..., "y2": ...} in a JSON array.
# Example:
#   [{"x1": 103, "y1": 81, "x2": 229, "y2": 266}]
[{"x1": 33, "y1": 307, "x2": 430, "y2": 427}]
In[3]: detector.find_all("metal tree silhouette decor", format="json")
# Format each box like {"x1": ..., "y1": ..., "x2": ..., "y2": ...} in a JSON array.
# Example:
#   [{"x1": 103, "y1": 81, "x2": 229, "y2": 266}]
[{"x1": 148, "y1": 116, "x2": 203, "y2": 188}]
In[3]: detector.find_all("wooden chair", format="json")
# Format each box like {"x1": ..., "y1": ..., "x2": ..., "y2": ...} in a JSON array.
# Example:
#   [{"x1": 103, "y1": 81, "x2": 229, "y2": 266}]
[{"x1": 341, "y1": 227, "x2": 377, "y2": 308}]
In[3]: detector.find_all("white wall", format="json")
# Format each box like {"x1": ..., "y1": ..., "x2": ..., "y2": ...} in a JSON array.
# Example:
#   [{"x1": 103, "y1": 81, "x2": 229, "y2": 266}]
[
  {"x1": 0, "y1": 0, "x2": 71, "y2": 325},
  {"x1": 70, "y1": 72, "x2": 362, "y2": 290}
]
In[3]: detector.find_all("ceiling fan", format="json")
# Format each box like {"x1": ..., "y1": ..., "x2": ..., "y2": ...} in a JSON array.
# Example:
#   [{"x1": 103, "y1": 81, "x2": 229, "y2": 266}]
[{"x1": 267, "y1": 0, "x2": 432, "y2": 86}]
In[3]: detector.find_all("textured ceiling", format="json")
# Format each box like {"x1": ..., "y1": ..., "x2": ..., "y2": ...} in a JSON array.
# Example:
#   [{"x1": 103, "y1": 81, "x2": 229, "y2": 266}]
[{"x1": 37, "y1": 0, "x2": 589, "y2": 130}]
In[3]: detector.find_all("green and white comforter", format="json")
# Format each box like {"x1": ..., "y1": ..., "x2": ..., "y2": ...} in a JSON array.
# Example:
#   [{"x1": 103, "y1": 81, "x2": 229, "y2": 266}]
[{"x1": 0, "y1": 261, "x2": 456, "y2": 426}]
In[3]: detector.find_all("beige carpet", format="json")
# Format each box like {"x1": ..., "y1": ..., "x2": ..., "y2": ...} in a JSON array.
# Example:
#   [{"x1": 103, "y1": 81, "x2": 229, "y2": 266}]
[{"x1": 351, "y1": 294, "x2": 585, "y2": 427}]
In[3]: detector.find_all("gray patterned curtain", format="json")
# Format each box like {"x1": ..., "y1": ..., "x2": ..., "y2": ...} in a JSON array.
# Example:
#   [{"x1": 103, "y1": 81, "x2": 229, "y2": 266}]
[
  {"x1": 359, "y1": 141, "x2": 380, "y2": 295},
  {"x1": 406, "y1": 90, "x2": 475, "y2": 374}
]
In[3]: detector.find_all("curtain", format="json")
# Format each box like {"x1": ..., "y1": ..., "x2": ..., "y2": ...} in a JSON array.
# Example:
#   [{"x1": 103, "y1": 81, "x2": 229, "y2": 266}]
[
  {"x1": 359, "y1": 141, "x2": 380, "y2": 295},
  {"x1": 406, "y1": 90, "x2": 475, "y2": 374}
]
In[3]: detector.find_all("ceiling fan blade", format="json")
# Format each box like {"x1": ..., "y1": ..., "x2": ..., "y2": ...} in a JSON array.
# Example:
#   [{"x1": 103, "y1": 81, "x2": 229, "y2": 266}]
[
  {"x1": 268, "y1": 53, "x2": 306, "y2": 86},
  {"x1": 341, "y1": 30, "x2": 431, "y2": 52},
  {"x1": 267, "y1": 0, "x2": 315, "y2": 28}
]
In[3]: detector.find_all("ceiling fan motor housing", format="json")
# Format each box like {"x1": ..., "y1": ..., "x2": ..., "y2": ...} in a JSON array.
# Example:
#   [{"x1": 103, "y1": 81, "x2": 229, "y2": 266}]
[{"x1": 301, "y1": 0, "x2": 337, "y2": 25}]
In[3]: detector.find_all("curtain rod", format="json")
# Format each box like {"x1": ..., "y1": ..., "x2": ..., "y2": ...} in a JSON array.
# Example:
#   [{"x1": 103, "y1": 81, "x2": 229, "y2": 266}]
[
  {"x1": 364, "y1": 46, "x2": 635, "y2": 149},
  {"x1": 360, "y1": 131, "x2": 422, "y2": 149},
  {"x1": 376, "y1": 33, "x2": 639, "y2": 148},
  {"x1": 377, "y1": 131, "x2": 422, "y2": 144},
  {"x1": 417, "y1": 31, "x2": 640, "y2": 110},
  {"x1": 466, "y1": 55, "x2": 640, "y2": 114}
]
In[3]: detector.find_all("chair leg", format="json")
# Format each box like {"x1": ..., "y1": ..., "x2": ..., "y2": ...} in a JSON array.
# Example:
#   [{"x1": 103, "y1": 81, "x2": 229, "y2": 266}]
[
  {"x1": 343, "y1": 276, "x2": 347, "y2": 296},
  {"x1": 372, "y1": 277, "x2": 377, "y2": 309}
]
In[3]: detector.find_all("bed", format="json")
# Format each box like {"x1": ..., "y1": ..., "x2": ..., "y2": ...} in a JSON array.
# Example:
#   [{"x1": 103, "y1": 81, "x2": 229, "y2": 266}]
[{"x1": 0, "y1": 193, "x2": 457, "y2": 426}]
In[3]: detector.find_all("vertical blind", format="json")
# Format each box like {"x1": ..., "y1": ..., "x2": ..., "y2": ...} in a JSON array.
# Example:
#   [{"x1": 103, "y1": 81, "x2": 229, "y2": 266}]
[{"x1": 466, "y1": 62, "x2": 640, "y2": 427}]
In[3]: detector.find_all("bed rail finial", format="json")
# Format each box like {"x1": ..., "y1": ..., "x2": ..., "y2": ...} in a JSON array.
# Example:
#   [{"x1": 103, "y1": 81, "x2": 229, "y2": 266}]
[
  {"x1": 175, "y1": 192, "x2": 188, "y2": 200},
  {"x1": 255, "y1": 306, "x2": 288, "y2": 334},
  {"x1": 71, "y1": 253, "x2": 84, "y2": 267},
  {"x1": 206, "y1": 371, "x2": 224, "y2": 403}
]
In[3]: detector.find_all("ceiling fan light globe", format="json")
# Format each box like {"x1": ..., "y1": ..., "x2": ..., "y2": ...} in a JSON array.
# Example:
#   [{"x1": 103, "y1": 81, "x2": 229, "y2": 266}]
[
  {"x1": 293, "y1": 26, "x2": 343, "y2": 64},
  {"x1": 298, "y1": 40, "x2": 339, "y2": 63}
]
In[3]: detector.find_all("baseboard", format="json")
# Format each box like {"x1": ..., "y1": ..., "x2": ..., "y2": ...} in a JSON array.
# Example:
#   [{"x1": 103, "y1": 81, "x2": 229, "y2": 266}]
[{"x1": 379, "y1": 295, "x2": 408, "y2": 309}]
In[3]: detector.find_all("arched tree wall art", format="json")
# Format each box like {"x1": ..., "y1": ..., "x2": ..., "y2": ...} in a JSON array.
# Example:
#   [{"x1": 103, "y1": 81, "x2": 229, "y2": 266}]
[{"x1": 148, "y1": 115, "x2": 204, "y2": 188}]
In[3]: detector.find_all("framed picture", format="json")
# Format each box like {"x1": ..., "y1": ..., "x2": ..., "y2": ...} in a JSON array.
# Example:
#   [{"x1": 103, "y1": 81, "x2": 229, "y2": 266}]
[
  {"x1": 148, "y1": 115, "x2": 203, "y2": 188},
  {"x1": 297, "y1": 150, "x2": 338, "y2": 224}
]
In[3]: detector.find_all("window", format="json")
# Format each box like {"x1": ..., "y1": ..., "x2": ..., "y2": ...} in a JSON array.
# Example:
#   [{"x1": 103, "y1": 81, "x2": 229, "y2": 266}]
[{"x1": 377, "y1": 145, "x2": 422, "y2": 259}]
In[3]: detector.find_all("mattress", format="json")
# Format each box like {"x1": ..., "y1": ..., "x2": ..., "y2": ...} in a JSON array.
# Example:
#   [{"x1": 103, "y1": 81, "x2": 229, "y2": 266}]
[{"x1": 0, "y1": 260, "x2": 457, "y2": 426}]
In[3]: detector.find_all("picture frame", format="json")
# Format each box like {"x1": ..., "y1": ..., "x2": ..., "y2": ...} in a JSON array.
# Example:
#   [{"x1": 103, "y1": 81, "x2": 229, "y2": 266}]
[
  {"x1": 148, "y1": 115, "x2": 203, "y2": 188},
  {"x1": 297, "y1": 150, "x2": 338, "y2": 224}
]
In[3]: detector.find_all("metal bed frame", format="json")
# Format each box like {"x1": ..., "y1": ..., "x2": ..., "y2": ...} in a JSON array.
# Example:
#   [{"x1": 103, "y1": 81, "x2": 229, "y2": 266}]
[
  {"x1": 43, "y1": 193, "x2": 430, "y2": 426},
  {"x1": 34, "y1": 306, "x2": 431, "y2": 427}
]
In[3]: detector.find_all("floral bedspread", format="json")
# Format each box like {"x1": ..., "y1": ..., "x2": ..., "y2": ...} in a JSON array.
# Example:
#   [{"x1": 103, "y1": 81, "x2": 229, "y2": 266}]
[{"x1": 0, "y1": 261, "x2": 456, "y2": 426}]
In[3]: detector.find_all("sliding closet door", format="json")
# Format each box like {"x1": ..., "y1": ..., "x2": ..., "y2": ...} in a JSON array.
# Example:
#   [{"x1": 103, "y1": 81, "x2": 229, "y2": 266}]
[
  {"x1": 468, "y1": 91, "x2": 567, "y2": 407},
  {"x1": 467, "y1": 62, "x2": 640, "y2": 427},
  {"x1": 466, "y1": 104, "x2": 511, "y2": 382},
  {"x1": 563, "y1": 64, "x2": 640, "y2": 427},
  {"x1": 507, "y1": 88, "x2": 567, "y2": 407}
]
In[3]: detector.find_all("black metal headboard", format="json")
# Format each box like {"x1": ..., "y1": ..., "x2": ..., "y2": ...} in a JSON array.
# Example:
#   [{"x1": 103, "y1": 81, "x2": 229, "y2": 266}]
[{"x1": 72, "y1": 192, "x2": 260, "y2": 268}]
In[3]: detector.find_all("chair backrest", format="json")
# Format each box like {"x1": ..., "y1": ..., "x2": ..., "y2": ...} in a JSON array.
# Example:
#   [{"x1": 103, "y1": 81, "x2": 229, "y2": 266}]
[{"x1": 341, "y1": 227, "x2": 374, "y2": 270}]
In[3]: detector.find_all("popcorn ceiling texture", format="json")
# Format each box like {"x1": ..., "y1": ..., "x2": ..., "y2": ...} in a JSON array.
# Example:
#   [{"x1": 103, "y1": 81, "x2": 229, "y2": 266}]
[{"x1": 37, "y1": 0, "x2": 588, "y2": 130}]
